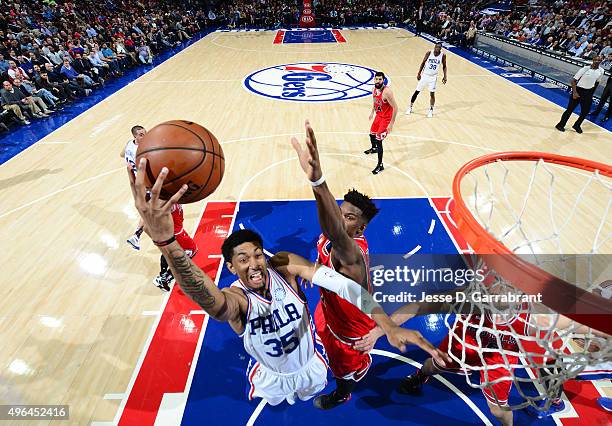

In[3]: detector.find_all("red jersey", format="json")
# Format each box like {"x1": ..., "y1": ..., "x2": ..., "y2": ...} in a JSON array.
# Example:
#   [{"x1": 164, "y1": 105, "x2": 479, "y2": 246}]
[
  {"x1": 171, "y1": 204, "x2": 198, "y2": 256},
  {"x1": 171, "y1": 204, "x2": 185, "y2": 234},
  {"x1": 316, "y1": 234, "x2": 376, "y2": 339},
  {"x1": 373, "y1": 86, "x2": 393, "y2": 120},
  {"x1": 460, "y1": 310, "x2": 531, "y2": 359}
]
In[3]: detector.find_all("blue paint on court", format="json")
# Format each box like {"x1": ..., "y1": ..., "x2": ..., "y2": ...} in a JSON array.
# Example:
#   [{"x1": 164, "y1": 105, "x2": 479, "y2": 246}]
[
  {"x1": 180, "y1": 198, "x2": 555, "y2": 425},
  {"x1": 283, "y1": 30, "x2": 338, "y2": 44}
]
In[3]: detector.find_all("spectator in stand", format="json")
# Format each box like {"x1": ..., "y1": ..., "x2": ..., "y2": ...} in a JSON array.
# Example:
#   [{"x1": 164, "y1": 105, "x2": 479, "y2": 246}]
[
  {"x1": 1, "y1": 80, "x2": 50, "y2": 119},
  {"x1": 60, "y1": 57, "x2": 95, "y2": 92},
  {"x1": 35, "y1": 70, "x2": 69, "y2": 103},
  {"x1": 0, "y1": 53, "x2": 9, "y2": 74},
  {"x1": 87, "y1": 50, "x2": 110, "y2": 79},
  {"x1": 43, "y1": 45, "x2": 64, "y2": 66},
  {"x1": 14, "y1": 77, "x2": 59, "y2": 109},
  {"x1": 137, "y1": 42, "x2": 153, "y2": 65},
  {"x1": 7, "y1": 60, "x2": 31, "y2": 83},
  {"x1": 465, "y1": 21, "x2": 477, "y2": 47},
  {"x1": 581, "y1": 43, "x2": 598, "y2": 59},
  {"x1": 74, "y1": 52, "x2": 104, "y2": 84},
  {"x1": 43, "y1": 62, "x2": 83, "y2": 99},
  {"x1": 569, "y1": 40, "x2": 588, "y2": 57},
  {"x1": 1, "y1": 81, "x2": 31, "y2": 125}
]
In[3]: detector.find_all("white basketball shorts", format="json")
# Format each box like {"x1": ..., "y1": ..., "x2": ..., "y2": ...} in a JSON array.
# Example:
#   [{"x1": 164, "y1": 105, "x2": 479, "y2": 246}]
[
  {"x1": 416, "y1": 74, "x2": 438, "y2": 92},
  {"x1": 246, "y1": 351, "x2": 328, "y2": 406}
]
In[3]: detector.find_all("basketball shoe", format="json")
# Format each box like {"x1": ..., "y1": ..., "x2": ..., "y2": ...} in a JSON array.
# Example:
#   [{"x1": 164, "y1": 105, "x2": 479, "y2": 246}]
[
  {"x1": 372, "y1": 164, "x2": 384, "y2": 174},
  {"x1": 427, "y1": 108, "x2": 433, "y2": 118},
  {"x1": 313, "y1": 391, "x2": 351, "y2": 410},
  {"x1": 525, "y1": 399, "x2": 566, "y2": 418},
  {"x1": 405, "y1": 106, "x2": 413, "y2": 115},
  {"x1": 397, "y1": 369, "x2": 430, "y2": 394},
  {"x1": 126, "y1": 234, "x2": 140, "y2": 250},
  {"x1": 153, "y1": 274, "x2": 171, "y2": 292}
]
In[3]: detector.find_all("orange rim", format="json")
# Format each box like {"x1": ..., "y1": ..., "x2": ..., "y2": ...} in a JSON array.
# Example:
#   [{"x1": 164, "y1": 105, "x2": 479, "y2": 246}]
[{"x1": 451, "y1": 152, "x2": 612, "y2": 335}]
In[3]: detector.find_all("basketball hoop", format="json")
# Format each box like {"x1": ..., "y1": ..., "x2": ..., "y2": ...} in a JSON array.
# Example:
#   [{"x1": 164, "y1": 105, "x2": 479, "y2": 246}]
[{"x1": 447, "y1": 152, "x2": 611, "y2": 411}]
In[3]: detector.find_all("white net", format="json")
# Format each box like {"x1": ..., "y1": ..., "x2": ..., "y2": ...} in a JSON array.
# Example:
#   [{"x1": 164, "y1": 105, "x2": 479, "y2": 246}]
[{"x1": 446, "y1": 155, "x2": 612, "y2": 411}]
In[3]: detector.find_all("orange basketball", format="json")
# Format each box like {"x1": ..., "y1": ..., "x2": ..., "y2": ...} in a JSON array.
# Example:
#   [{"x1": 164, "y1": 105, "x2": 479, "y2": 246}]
[{"x1": 136, "y1": 120, "x2": 225, "y2": 204}]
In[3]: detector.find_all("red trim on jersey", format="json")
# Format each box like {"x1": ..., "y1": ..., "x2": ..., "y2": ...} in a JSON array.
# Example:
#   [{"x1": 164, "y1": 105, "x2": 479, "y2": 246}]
[
  {"x1": 248, "y1": 362, "x2": 261, "y2": 400},
  {"x1": 236, "y1": 273, "x2": 273, "y2": 305},
  {"x1": 315, "y1": 350, "x2": 329, "y2": 370}
]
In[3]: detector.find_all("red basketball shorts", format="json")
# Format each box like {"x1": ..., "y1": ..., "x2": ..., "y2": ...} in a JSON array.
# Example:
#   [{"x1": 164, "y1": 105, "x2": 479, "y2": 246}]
[
  {"x1": 176, "y1": 230, "x2": 198, "y2": 257},
  {"x1": 433, "y1": 327, "x2": 515, "y2": 406},
  {"x1": 314, "y1": 302, "x2": 372, "y2": 381},
  {"x1": 370, "y1": 115, "x2": 391, "y2": 141}
]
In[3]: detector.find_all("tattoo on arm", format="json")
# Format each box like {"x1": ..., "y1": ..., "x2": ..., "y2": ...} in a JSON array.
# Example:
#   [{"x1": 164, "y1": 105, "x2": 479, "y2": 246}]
[{"x1": 163, "y1": 246, "x2": 217, "y2": 311}]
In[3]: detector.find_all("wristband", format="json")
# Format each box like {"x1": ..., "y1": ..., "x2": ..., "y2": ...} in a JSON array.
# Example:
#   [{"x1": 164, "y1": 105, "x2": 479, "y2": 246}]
[
  {"x1": 153, "y1": 235, "x2": 176, "y2": 247},
  {"x1": 309, "y1": 175, "x2": 326, "y2": 187}
]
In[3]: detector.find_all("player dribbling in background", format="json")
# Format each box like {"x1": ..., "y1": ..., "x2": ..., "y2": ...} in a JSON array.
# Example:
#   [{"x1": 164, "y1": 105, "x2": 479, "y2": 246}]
[{"x1": 407, "y1": 42, "x2": 448, "y2": 118}]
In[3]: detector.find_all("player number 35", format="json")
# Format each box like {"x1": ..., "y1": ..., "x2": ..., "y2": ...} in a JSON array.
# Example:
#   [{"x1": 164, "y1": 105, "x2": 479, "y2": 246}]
[{"x1": 263, "y1": 330, "x2": 299, "y2": 357}]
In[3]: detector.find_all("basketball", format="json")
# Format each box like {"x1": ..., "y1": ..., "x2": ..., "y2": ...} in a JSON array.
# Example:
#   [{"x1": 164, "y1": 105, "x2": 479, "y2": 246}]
[{"x1": 135, "y1": 120, "x2": 225, "y2": 204}]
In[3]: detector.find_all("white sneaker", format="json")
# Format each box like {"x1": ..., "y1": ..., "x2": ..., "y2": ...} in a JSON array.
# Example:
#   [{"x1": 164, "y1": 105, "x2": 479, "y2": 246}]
[
  {"x1": 162, "y1": 271, "x2": 175, "y2": 286},
  {"x1": 153, "y1": 275, "x2": 171, "y2": 291},
  {"x1": 405, "y1": 106, "x2": 413, "y2": 115},
  {"x1": 126, "y1": 235, "x2": 140, "y2": 250},
  {"x1": 427, "y1": 109, "x2": 433, "y2": 118}
]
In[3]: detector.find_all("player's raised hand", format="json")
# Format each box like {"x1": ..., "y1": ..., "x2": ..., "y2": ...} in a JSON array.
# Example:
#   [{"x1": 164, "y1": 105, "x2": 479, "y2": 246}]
[
  {"x1": 386, "y1": 326, "x2": 449, "y2": 367},
  {"x1": 128, "y1": 158, "x2": 187, "y2": 242},
  {"x1": 291, "y1": 119, "x2": 322, "y2": 183},
  {"x1": 353, "y1": 326, "x2": 385, "y2": 352}
]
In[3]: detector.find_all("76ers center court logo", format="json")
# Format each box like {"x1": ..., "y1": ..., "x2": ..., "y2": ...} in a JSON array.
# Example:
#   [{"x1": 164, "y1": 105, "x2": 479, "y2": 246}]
[{"x1": 243, "y1": 62, "x2": 377, "y2": 102}]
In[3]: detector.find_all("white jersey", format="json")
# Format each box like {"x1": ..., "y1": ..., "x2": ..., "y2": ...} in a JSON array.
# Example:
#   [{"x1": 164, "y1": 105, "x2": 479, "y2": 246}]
[
  {"x1": 233, "y1": 265, "x2": 317, "y2": 374},
  {"x1": 124, "y1": 139, "x2": 138, "y2": 174},
  {"x1": 423, "y1": 51, "x2": 443, "y2": 76},
  {"x1": 576, "y1": 360, "x2": 612, "y2": 381}
]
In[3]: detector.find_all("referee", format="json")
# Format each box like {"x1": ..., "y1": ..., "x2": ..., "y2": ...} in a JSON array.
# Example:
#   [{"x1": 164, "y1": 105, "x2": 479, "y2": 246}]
[{"x1": 556, "y1": 55, "x2": 604, "y2": 134}]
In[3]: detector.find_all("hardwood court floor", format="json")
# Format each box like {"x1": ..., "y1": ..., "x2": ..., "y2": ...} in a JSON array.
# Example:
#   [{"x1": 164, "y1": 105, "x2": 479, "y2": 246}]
[{"x1": 0, "y1": 28, "x2": 609, "y2": 424}]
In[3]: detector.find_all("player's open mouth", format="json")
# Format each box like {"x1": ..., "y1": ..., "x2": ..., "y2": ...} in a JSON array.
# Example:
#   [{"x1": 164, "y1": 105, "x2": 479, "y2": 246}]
[{"x1": 249, "y1": 270, "x2": 264, "y2": 285}]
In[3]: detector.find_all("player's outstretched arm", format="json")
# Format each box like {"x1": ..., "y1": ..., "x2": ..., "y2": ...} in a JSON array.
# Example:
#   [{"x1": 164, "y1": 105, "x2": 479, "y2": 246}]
[
  {"x1": 128, "y1": 158, "x2": 243, "y2": 323},
  {"x1": 291, "y1": 120, "x2": 360, "y2": 266},
  {"x1": 271, "y1": 251, "x2": 448, "y2": 365},
  {"x1": 354, "y1": 288, "x2": 464, "y2": 352}
]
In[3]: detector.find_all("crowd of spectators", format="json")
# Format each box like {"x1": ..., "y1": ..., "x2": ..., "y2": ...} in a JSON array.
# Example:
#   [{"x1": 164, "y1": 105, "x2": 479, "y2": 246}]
[
  {"x1": 481, "y1": 1, "x2": 611, "y2": 60},
  {"x1": 1, "y1": 0, "x2": 609, "y2": 133},
  {"x1": 0, "y1": 0, "x2": 214, "y2": 131}
]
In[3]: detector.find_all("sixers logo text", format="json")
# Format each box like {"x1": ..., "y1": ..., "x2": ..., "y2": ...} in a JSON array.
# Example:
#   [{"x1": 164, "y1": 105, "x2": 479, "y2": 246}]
[{"x1": 243, "y1": 62, "x2": 376, "y2": 102}]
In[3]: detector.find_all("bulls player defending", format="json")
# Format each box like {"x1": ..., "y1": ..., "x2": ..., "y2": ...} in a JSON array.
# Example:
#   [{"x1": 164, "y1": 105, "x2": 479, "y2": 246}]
[
  {"x1": 292, "y1": 121, "x2": 445, "y2": 409},
  {"x1": 127, "y1": 158, "x2": 447, "y2": 406},
  {"x1": 121, "y1": 125, "x2": 147, "y2": 250},
  {"x1": 364, "y1": 71, "x2": 398, "y2": 175},
  {"x1": 154, "y1": 203, "x2": 198, "y2": 291},
  {"x1": 355, "y1": 291, "x2": 608, "y2": 425},
  {"x1": 406, "y1": 42, "x2": 447, "y2": 118}
]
